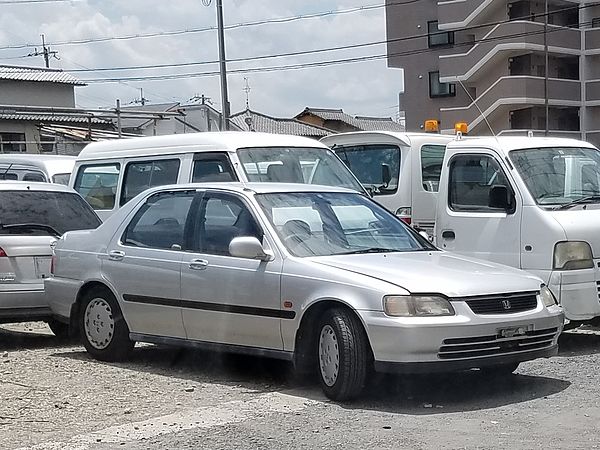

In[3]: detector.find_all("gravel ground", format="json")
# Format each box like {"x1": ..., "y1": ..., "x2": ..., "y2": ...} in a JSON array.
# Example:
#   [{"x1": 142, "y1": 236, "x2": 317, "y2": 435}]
[{"x1": 1, "y1": 322, "x2": 600, "y2": 450}]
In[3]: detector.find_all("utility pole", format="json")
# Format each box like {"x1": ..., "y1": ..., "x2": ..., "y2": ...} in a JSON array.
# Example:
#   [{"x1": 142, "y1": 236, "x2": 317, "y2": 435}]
[
  {"x1": 216, "y1": 0, "x2": 230, "y2": 130},
  {"x1": 544, "y1": 0, "x2": 549, "y2": 136},
  {"x1": 243, "y1": 77, "x2": 251, "y2": 110},
  {"x1": 29, "y1": 35, "x2": 58, "y2": 68},
  {"x1": 116, "y1": 99, "x2": 122, "y2": 138}
]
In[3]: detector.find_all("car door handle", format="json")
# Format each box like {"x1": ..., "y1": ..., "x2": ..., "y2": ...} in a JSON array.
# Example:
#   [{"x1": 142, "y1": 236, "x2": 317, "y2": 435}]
[
  {"x1": 188, "y1": 259, "x2": 209, "y2": 270},
  {"x1": 441, "y1": 230, "x2": 455, "y2": 240},
  {"x1": 108, "y1": 250, "x2": 125, "y2": 261}
]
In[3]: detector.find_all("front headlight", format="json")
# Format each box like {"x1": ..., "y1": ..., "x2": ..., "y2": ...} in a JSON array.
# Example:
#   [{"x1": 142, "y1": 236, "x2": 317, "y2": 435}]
[
  {"x1": 383, "y1": 295, "x2": 455, "y2": 317},
  {"x1": 553, "y1": 241, "x2": 594, "y2": 270},
  {"x1": 539, "y1": 285, "x2": 558, "y2": 307}
]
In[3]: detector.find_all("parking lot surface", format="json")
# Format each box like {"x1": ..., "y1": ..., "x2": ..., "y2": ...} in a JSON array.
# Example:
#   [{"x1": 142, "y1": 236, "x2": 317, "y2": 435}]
[{"x1": 2, "y1": 322, "x2": 600, "y2": 450}]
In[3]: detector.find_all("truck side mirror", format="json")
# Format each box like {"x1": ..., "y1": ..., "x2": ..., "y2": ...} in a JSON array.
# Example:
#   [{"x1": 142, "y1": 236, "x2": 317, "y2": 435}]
[
  {"x1": 489, "y1": 185, "x2": 513, "y2": 210},
  {"x1": 381, "y1": 164, "x2": 391, "y2": 188}
]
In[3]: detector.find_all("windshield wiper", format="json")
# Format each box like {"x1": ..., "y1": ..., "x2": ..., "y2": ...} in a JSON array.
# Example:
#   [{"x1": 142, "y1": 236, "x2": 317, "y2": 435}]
[
  {"x1": 0, "y1": 223, "x2": 61, "y2": 237},
  {"x1": 339, "y1": 247, "x2": 401, "y2": 255},
  {"x1": 554, "y1": 195, "x2": 600, "y2": 210}
]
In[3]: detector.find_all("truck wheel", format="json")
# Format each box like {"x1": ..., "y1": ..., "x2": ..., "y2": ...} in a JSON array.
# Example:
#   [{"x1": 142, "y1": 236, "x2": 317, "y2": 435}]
[
  {"x1": 317, "y1": 307, "x2": 369, "y2": 401},
  {"x1": 79, "y1": 287, "x2": 134, "y2": 362}
]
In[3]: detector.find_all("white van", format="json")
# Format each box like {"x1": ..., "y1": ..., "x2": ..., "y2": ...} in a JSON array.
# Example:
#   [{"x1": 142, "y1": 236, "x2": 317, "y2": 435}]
[
  {"x1": 70, "y1": 132, "x2": 366, "y2": 220},
  {"x1": 436, "y1": 136, "x2": 600, "y2": 322},
  {"x1": 0, "y1": 154, "x2": 75, "y2": 185},
  {"x1": 321, "y1": 132, "x2": 454, "y2": 234}
]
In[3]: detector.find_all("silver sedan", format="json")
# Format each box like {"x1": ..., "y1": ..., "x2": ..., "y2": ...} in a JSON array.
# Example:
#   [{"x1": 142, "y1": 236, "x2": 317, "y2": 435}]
[{"x1": 46, "y1": 183, "x2": 564, "y2": 401}]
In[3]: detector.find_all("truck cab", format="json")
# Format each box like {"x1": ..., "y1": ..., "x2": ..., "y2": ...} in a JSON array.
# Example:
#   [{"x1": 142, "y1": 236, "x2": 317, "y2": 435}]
[
  {"x1": 321, "y1": 132, "x2": 453, "y2": 235},
  {"x1": 436, "y1": 136, "x2": 600, "y2": 322}
]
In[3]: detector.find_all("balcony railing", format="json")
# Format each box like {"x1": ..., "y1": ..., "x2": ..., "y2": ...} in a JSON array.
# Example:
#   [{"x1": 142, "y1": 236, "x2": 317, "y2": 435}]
[{"x1": 440, "y1": 76, "x2": 581, "y2": 131}]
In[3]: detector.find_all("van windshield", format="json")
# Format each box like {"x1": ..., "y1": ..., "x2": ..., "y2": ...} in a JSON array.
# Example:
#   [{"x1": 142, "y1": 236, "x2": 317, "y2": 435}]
[
  {"x1": 510, "y1": 147, "x2": 600, "y2": 205},
  {"x1": 236, "y1": 147, "x2": 365, "y2": 193}
]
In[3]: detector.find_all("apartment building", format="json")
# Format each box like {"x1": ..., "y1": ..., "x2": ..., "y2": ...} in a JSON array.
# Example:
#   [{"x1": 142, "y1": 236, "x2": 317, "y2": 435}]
[{"x1": 386, "y1": 0, "x2": 600, "y2": 145}]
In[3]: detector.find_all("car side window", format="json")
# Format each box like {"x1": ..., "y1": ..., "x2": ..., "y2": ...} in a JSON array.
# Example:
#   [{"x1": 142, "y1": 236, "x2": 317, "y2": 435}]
[
  {"x1": 193, "y1": 194, "x2": 262, "y2": 256},
  {"x1": 449, "y1": 154, "x2": 513, "y2": 212},
  {"x1": 122, "y1": 191, "x2": 196, "y2": 250},
  {"x1": 420, "y1": 144, "x2": 446, "y2": 192},
  {"x1": 74, "y1": 163, "x2": 121, "y2": 210},
  {"x1": 192, "y1": 153, "x2": 236, "y2": 183},
  {"x1": 121, "y1": 159, "x2": 180, "y2": 205}
]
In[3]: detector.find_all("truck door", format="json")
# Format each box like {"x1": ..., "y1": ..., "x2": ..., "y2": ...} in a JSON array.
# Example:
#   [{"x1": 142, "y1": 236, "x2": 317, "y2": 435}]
[{"x1": 436, "y1": 151, "x2": 522, "y2": 268}]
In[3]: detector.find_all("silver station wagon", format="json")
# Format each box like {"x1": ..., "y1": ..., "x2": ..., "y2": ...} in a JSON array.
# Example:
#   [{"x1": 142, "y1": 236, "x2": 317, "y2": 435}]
[{"x1": 46, "y1": 183, "x2": 564, "y2": 400}]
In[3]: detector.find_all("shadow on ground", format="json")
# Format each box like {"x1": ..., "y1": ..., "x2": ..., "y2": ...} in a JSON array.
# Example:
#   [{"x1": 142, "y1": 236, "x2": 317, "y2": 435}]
[
  {"x1": 52, "y1": 343, "x2": 570, "y2": 415},
  {"x1": 557, "y1": 329, "x2": 600, "y2": 357},
  {"x1": 0, "y1": 323, "x2": 73, "y2": 350}
]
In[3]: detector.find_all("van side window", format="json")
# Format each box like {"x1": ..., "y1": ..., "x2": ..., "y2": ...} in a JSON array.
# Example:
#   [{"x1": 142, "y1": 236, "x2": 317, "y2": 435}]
[
  {"x1": 449, "y1": 154, "x2": 513, "y2": 212},
  {"x1": 123, "y1": 191, "x2": 196, "y2": 250},
  {"x1": 336, "y1": 145, "x2": 400, "y2": 194},
  {"x1": 420, "y1": 145, "x2": 446, "y2": 192},
  {"x1": 121, "y1": 159, "x2": 181, "y2": 205},
  {"x1": 192, "y1": 153, "x2": 236, "y2": 182},
  {"x1": 74, "y1": 163, "x2": 120, "y2": 210}
]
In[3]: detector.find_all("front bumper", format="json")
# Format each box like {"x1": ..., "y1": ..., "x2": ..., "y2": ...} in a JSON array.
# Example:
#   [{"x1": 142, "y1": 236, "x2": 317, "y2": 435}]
[{"x1": 358, "y1": 302, "x2": 563, "y2": 371}]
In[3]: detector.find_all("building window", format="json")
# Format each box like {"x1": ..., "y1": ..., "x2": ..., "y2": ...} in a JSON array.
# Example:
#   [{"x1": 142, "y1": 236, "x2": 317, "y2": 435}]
[
  {"x1": 0, "y1": 133, "x2": 26, "y2": 152},
  {"x1": 429, "y1": 71, "x2": 456, "y2": 98},
  {"x1": 427, "y1": 21, "x2": 454, "y2": 47}
]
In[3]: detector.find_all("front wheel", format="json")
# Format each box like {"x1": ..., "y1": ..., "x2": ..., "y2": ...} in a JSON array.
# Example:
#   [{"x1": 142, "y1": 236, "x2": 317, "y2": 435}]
[
  {"x1": 317, "y1": 308, "x2": 370, "y2": 401},
  {"x1": 79, "y1": 287, "x2": 134, "y2": 362}
]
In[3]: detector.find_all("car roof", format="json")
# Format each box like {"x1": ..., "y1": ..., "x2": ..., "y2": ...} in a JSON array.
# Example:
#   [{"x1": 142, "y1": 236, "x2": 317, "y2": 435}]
[
  {"x1": 0, "y1": 181, "x2": 76, "y2": 192},
  {"x1": 446, "y1": 136, "x2": 598, "y2": 154},
  {"x1": 141, "y1": 182, "x2": 358, "y2": 196},
  {"x1": 321, "y1": 131, "x2": 454, "y2": 148},
  {"x1": 77, "y1": 132, "x2": 330, "y2": 161},
  {"x1": 0, "y1": 154, "x2": 75, "y2": 174}
]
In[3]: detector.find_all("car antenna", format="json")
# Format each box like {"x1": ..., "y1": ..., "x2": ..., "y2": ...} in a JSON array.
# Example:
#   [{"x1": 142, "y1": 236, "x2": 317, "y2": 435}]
[
  {"x1": 0, "y1": 163, "x2": 13, "y2": 180},
  {"x1": 457, "y1": 79, "x2": 500, "y2": 144}
]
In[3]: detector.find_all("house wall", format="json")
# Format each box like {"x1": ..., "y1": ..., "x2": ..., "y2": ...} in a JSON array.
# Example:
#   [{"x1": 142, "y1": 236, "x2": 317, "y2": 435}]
[
  {"x1": 0, "y1": 80, "x2": 76, "y2": 108},
  {"x1": 0, "y1": 120, "x2": 42, "y2": 153}
]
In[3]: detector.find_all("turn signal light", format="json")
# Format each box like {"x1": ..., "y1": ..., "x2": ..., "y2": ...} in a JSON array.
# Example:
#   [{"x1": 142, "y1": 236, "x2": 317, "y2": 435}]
[{"x1": 0, "y1": 247, "x2": 6, "y2": 257}]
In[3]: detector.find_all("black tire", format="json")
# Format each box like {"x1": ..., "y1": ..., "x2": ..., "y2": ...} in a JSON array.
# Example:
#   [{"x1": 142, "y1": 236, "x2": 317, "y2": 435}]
[
  {"x1": 479, "y1": 362, "x2": 520, "y2": 376},
  {"x1": 79, "y1": 287, "x2": 134, "y2": 362},
  {"x1": 46, "y1": 319, "x2": 70, "y2": 340},
  {"x1": 316, "y1": 308, "x2": 370, "y2": 401}
]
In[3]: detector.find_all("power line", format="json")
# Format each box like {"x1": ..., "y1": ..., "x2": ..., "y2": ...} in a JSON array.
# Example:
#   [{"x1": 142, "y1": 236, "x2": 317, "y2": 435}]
[
  {"x1": 0, "y1": 0, "x2": 423, "y2": 51},
  {"x1": 78, "y1": 16, "x2": 599, "y2": 83},
  {"x1": 0, "y1": 0, "x2": 85, "y2": 3}
]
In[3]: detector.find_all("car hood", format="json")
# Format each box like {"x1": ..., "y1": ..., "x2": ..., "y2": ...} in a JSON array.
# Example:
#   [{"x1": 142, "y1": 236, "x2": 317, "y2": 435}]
[
  {"x1": 310, "y1": 251, "x2": 541, "y2": 298},
  {"x1": 548, "y1": 208, "x2": 600, "y2": 258}
]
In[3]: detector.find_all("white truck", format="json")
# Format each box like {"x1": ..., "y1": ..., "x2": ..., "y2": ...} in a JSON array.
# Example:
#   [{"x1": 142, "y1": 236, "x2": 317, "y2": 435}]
[{"x1": 323, "y1": 132, "x2": 600, "y2": 323}]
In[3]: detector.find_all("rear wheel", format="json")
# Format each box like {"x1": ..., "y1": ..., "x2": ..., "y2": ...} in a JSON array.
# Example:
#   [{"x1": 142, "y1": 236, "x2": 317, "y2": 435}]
[
  {"x1": 46, "y1": 319, "x2": 70, "y2": 339},
  {"x1": 316, "y1": 308, "x2": 369, "y2": 401},
  {"x1": 79, "y1": 287, "x2": 134, "y2": 362}
]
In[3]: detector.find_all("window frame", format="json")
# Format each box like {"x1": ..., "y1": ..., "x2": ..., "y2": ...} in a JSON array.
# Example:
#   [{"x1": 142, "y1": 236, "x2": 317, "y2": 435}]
[
  {"x1": 429, "y1": 71, "x2": 456, "y2": 98},
  {"x1": 120, "y1": 157, "x2": 181, "y2": 206},
  {"x1": 447, "y1": 153, "x2": 516, "y2": 214},
  {"x1": 427, "y1": 20, "x2": 455, "y2": 48},
  {"x1": 121, "y1": 189, "x2": 200, "y2": 251},
  {"x1": 190, "y1": 191, "x2": 264, "y2": 257}
]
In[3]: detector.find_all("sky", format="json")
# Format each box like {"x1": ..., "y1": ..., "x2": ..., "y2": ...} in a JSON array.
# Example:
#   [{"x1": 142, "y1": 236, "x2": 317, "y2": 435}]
[{"x1": 0, "y1": 0, "x2": 404, "y2": 120}]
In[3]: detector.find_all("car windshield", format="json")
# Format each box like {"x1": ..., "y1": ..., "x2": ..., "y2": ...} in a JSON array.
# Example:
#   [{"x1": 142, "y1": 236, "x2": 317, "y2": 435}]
[
  {"x1": 255, "y1": 191, "x2": 433, "y2": 257},
  {"x1": 237, "y1": 147, "x2": 365, "y2": 193},
  {"x1": 0, "y1": 190, "x2": 101, "y2": 235},
  {"x1": 510, "y1": 147, "x2": 600, "y2": 206}
]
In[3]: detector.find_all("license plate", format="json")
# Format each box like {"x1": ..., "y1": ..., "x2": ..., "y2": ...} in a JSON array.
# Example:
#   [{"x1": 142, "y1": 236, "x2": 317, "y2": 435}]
[
  {"x1": 35, "y1": 257, "x2": 51, "y2": 279},
  {"x1": 497, "y1": 325, "x2": 532, "y2": 338}
]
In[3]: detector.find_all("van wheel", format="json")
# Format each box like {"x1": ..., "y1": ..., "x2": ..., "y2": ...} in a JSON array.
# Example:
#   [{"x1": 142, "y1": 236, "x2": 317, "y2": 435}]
[
  {"x1": 79, "y1": 288, "x2": 134, "y2": 362},
  {"x1": 46, "y1": 319, "x2": 70, "y2": 340},
  {"x1": 316, "y1": 308, "x2": 369, "y2": 401}
]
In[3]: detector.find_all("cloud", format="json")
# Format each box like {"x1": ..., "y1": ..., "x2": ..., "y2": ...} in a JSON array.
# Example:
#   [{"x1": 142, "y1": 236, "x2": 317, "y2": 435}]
[{"x1": 0, "y1": 0, "x2": 403, "y2": 118}]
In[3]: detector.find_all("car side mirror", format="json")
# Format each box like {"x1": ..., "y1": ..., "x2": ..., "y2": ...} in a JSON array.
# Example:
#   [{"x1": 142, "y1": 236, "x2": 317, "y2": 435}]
[
  {"x1": 381, "y1": 164, "x2": 391, "y2": 188},
  {"x1": 229, "y1": 236, "x2": 272, "y2": 261},
  {"x1": 489, "y1": 184, "x2": 513, "y2": 210}
]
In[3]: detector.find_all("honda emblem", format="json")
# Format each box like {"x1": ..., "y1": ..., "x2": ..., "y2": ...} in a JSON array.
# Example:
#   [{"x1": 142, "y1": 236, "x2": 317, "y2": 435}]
[{"x1": 502, "y1": 299, "x2": 512, "y2": 310}]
